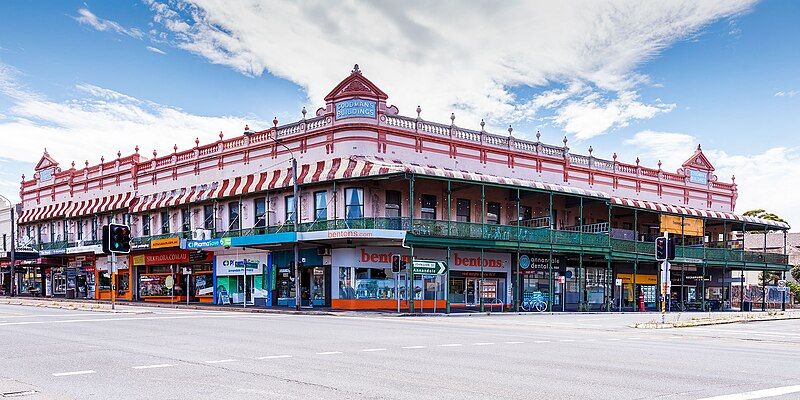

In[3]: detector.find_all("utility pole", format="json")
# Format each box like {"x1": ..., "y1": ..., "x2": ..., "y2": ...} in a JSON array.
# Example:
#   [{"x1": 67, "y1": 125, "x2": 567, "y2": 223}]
[
  {"x1": 292, "y1": 157, "x2": 300, "y2": 311},
  {"x1": 9, "y1": 206, "x2": 15, "y2": 297}
]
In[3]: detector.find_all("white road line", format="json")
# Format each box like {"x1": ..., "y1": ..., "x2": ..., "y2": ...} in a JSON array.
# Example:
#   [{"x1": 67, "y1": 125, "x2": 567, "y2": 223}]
[
  {"x1": 534, "y1": 340, "x2": 551, "y2": 343},
  {"x1": 361, "y1": 348, "x2": 387, "y2": 352},
  {"x1": 504, "y1": 341, "x2": 524, "y2": 344},
  {"x1": 628, "y1": 337, "x2": 642, "y2": 340},
  {"x1": 205, "y1": 359, "x2": 236, "y2": 364},
  {"x1": 402, "y1": 345, "x2": 427, "y2": 349},
  {"x1": 132, "y1": 364, "x2": 175, "y2": 370},
  {"x1": 0, "y1": 314, "x2": 282, "y2": 327},
  {"x1": 695, "y1": 384, "x2": 800, "y2": 400},
  {"x1": 607, "y1": 338, "x2": 621, "y2": 341},
  {"x1": 558, "y1": 339, "x2": 575, "y2": 342},
  {"x1": 669, "y1": 336, "x2": 682, "y2": 339},
  {"x1": 472, "y1": 342, "x2": 495, "y2": 346},
  {"x1": 316, "y1": 351, "x2": 342, "y2": 355},
  {"x1": 438, "y1": 344, "x2": 462, "y2": 347},
  {"x1": 52, "y1": 370, "x2": 96, "y2": 377},
  {"x1": 257, "y1": 355, "x2": 292, "y2": 360},
  {"x1": 585, "y1": 339, "x2": 597, "y2": 342}
]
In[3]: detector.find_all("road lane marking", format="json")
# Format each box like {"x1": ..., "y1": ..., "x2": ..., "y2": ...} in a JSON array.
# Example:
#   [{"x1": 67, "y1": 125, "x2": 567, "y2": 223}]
[
  {"x1": 585, "y1": 339, "x2": 597, "y2": 342},
  {"x1": 607, "y1": 338, "x2": 621, "y2": 341},
  {"x1": 0, "y1": 314, "x2": 283, "y2": 327},
  {"x1": 534, "y1": 340, "x2": 551, "y2": 343},
  {"x1": 402, "y1": 345, "x2": 427, "y2": 349},
  {"x1": 132, "y1": 364, "x2": 175, "y2": 370},
  {"x1": 695, "y1": 384, "x2": 800, "y2": 400},
  {"x1": 257, "y1": 355, "x2": 292, "y2": 360},
  {"x1": 52, "y1": 370, "x2": 96, "y2": 377},
  {"x1": 438, "y1": 344, "x2": 462, "y2": 347},
  {"x1": 362, "y1": 348, "x2": 387, "y2": 352},
  {"x1": 558, "y1": 339, "x2": 575, "y2": 342},
  {"x1": 627, "y1": 337, "x2": 641, "y2": 340},
  {"x1": 472, "y1": 342, "x2": 495, "y2": 346},
  {"x1": 205, "y1": 359, "x2": 236, "y2": 364},
  {"x1": 316, "y1": 351, "x2": 342, "y2": 355},
  {"x1": 504, "y1": 341, "x2": 524, "y2": 344}
]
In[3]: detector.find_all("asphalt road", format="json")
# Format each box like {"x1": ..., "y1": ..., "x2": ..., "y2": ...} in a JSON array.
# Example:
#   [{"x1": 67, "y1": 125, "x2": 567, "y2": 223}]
[{"x1": 0, "y1": 304, "x2": 799, "y2": 400}]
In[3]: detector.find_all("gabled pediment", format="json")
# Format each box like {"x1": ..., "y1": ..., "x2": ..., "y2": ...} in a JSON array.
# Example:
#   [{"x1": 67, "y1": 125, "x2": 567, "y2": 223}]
[
  {"x1": 34, "y1": 149, "x2": 59, "y2": 171},
  {"x1": 682, "y1": 144, "x2": 714, "y2": 172},
  {"x1": 324, "y1": 64, "x2": 388, "y2": 102}
]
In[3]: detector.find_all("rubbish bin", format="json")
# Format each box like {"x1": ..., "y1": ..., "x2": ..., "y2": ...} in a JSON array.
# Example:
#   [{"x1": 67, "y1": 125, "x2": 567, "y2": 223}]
[
  {"x1": 742, "y1": 301, "x2": 752, "y2": 311},
  {"x1": 66, "y1": 288, "x2": 75, "y2": 299}
]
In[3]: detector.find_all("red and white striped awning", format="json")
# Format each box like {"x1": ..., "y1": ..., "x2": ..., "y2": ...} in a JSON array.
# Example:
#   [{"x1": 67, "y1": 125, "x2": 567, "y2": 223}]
[
  {"x1": 67, "y1": 192, "x2": 134, "y2": 218},
  {"x1": 610, "y1": 197, "x2": 790, "y2": 229},
  {"x1": 18, "y1": 201, "x2": 72, "y2": 224},
  {"x1": 360, "y1": 156, "x2": 611, "y2": 199}
]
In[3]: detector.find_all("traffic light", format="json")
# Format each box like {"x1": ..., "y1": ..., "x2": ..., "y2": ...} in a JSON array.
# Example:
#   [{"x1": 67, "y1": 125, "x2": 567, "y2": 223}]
[
  {"x1": 667, "y1": 237, "x2": 676, "y2": 260},
  {"x1": 391, "y1": 255, "x2": 406, "y2": 273},
  {"x1": 103, "y1": 223, "x2": 131, "y2": 255},
  {"x1": 655, "y1": 237, "x2": 667, "y2": 261}
]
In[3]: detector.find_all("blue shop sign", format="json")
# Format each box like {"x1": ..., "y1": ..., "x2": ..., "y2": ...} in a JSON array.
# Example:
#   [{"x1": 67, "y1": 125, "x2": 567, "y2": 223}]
[
  {"x1": 230, "y1": 232, "x2": 296, "y2": 247},
  {"x1": 182, "y1": 237, "x2": 230, "y2": 249},
  {"x1": 335, "y1": 99, "x2": 376, "y2": 119}
]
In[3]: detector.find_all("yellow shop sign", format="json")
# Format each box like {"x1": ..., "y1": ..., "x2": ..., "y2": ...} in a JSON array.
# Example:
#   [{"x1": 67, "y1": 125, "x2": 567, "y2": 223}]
[
  {"x1": 660, "y1": 215, "x2": 703, "y2": 236},
  {"x1": 151, "y1": 237, "x2": 180, "y2": 249}
]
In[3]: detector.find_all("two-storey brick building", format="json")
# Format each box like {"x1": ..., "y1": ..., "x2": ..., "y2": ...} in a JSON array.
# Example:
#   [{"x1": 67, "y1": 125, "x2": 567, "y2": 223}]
[{"x1": 14, "y1": 65, "x2": 791, "y2": 311}]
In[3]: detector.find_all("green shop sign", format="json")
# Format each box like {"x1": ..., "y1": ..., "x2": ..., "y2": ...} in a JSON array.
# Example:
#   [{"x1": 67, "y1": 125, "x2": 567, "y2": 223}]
[{"x1": 412, "y1": 260, "x2": 447, "y2": 275}]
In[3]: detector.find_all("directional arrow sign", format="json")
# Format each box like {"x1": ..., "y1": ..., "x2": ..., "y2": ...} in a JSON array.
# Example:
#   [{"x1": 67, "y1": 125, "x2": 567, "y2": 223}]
[{"x1": 412, "y1": 260, "x2": 447, "y2": 275}]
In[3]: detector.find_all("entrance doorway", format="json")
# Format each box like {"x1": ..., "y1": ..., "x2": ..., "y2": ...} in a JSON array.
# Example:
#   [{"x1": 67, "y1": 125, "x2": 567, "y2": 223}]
[{"x1": 300, "y1": 267, "x2": 327, "y2": 307}]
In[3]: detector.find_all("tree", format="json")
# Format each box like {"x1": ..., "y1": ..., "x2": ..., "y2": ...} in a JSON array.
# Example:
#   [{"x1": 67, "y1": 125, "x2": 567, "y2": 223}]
[
  {"x1": 758, "y1": 271, "x2": 782, "y2": 286},
  {"x1": 791, "y1": 265, "x2": 800, "y2": 282},
  {"x1": 742, "y1": 209, "x2": 787, "y2": 224}
]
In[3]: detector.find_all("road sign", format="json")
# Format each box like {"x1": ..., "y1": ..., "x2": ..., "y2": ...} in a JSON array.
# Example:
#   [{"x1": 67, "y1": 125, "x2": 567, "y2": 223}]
[
  {"x1": 777, "y1": 280, "x2": 786, "y2": 288},
  {"x1": 519, "y1": 255, "x2": 531, "y2": 269},
  {"x1": 411, "y1": 260, "x2": 447, "y2": 275},
  {"x1": 615, "y1": 278, "x2": 622, "y2": 286}
]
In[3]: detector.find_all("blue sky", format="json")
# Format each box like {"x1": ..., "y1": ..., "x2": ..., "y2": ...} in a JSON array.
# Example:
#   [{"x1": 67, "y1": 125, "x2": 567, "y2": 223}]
[{"x1": 0, "y1": 0, "x2": 798, "y2": 226}]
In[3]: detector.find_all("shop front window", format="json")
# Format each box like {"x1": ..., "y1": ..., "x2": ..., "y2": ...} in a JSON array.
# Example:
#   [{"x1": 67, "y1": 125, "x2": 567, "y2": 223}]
[
  {"x1": 486, "y1": 202, "x2": 500, "y2": 224},
  {"x1": 420, "y1": 195, "x2": 437, "y2": 220},
  {"x1": 203, "y1": 204, "x2": 214, "y2": 230},
  {"x1": 228, "y1": 202, "x2": 240, "y2": 232},
  {"x1": 160, "y1": 211, "x2": 170, "y2": 234},
  {"x1": 339, "y1": 266, "x2": 444, "y2": 301},
  {"x1": 456, "y1": 199, "x2": 470, "y2": 222},
  {"x1": 99, "y1": 271, "x2": 112, "y2": 291},
  {"x1": 254, "y1": 198, "x2": 267, "y2": 229},
  {"x1": 314, "y1": 191, "x2": 327, "y2": 221},
  {"x1": 345, "y1": 188, "x2": 363, "y2": 220}
]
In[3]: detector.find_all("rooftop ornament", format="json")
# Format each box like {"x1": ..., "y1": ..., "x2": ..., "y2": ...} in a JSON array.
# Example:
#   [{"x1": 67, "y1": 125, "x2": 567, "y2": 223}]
[
  {"x1": 536, "y1": 130, "x2": 541, "y2": 142},
  {"x1": 480, "y1": 119, "x2": 485, "y2": 132},
  {"x1": 588, "y1": 146, "x2": 593, "y2": 157},
  {"x1": 450, "y1": 112, "x2": 455, "y2": 126},
  {"x1": 301, "y1": 106, "x2": 307, "y2": 120},
  {"x1": 508, "y1": 125, "x2": 513, "y2": 137},
  {"x1": 416, "y1": 105, "x2": 421, "y2": 120}
]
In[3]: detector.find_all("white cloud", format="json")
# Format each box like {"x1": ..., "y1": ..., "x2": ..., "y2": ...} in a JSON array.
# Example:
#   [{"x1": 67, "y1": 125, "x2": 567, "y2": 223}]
[
  {"x1": 555, "y1": 92, "x2": 675, "y2": 140},
  {"x1": 74, "y1": 8, "x2": 144, "y2": 39},
  {"x1": 0, "y1": 62, "x2": 260, "y2": 174},
  {"x1": 625, "y1": 130, "x2": 800, "y2": 228},
  {"x1": 144, "y1": 0, "x2": 754, "y2": 140},
  {"x1": 774, "y1": 90, "x2": 798, "y2": 97},
  {"x1": 146, "y1": 46, "x2": 167, "y2": 55}
]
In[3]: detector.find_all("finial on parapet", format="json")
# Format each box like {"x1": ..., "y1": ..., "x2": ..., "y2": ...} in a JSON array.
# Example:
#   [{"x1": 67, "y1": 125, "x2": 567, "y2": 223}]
[
  {"x1": 658, "y1": 160, "x2": 662, "y2": 170},
  {"x1": 731, "y1": 174, "x2": 736, "y2": 184},
  {"x1": 71, "y1": 161, "x2": 75, "y2": 169},
  {"x1": 117, "y1": 150, "x2": 121, "y2": 159},
  {"x1": 352, "y1": 64, "x2": 361, "y2": 74},
  {"x1": 302, "y1": 107, "x2": 307, "y2": 119},
  {"x1": 273, "y1": 117, "x2": 279, "y2": 128},
  {"x1": 84, "y1": 160, "x2": 89, "y2": 168},
  {"x1": 563, "y1": 136, "x2": 568, "y2": 147},
  {"x1": 173, "y1": 144, "x2": 178, "y2": 153},
  {"x1": 588, "y1": 146, "x2": 593, "y2": 157},
  {"x1": 697, "y1": 143, "x2": 702, "y2": 151},
  {"x1": 450, "y1": 112, "x2": 455, "y2": 126},
  {"x1": 135, "y1": 145, "x2": 139, "y2": 154},
  {"x1": 536, "y1": 130, "x2": 541, "y2": 142},
  {"x1": 508, "y1": 125, "x2": 513, "y2": 136},
  {"x1": 153, "y1": 150, "x2": 157, "y2": 158},
  {"x1": 636, "y1": 157, "x2": 640, "y2": 166},
  {"x1": 480, "y1": 119, "x2": 485, "y2": 132},
  {"x1": 195, "y1": 137, "x2": 200, "y2": 147},
  {"x1": 416, "y1": 105, "x2": 421, "y2": 120},
  {"x1": 100, "y1": 156, "x2": 104, "y2": 164},
  {"x1": 612, "y1": 152, "x2": 617, "y2": 162}
]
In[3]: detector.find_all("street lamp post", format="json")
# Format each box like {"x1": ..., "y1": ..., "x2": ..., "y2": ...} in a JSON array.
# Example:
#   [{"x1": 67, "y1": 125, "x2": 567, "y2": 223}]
[
  {"x1": 245, "y1": 122, "x2": 301, "y2": 310},
  {"x1": 0, "y1": 195, "x2": 15, "y2": 297}
]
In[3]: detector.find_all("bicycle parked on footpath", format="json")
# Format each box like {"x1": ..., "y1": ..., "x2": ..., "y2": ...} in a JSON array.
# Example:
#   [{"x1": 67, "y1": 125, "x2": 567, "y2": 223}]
[{"x1": 520, "y1": 291, "x2": 548, "y2": 312}]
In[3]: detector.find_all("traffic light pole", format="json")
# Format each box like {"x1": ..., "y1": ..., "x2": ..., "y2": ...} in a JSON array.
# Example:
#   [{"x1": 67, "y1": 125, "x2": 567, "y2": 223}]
[{"x1": 111, "y1": 251, "x2": 116, "y2": 311}]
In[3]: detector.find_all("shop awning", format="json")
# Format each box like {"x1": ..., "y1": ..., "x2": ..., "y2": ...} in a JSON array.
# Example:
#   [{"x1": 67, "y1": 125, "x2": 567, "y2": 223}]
[
  {"x1": 18, "y1": 201, "x2": 72, "y2": 224},
  {"x1": 67, "y1": 192, "x2": 134, "y2": 218},
  {"x1": 610, "y1": 197, "x2": 790, "y2": 229}
]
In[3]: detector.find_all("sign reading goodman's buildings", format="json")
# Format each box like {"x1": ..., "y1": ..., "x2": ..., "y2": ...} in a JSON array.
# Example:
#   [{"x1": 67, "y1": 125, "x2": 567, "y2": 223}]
[{"x1": 335, "y1": 99, "x2": 376, "y2": 119}]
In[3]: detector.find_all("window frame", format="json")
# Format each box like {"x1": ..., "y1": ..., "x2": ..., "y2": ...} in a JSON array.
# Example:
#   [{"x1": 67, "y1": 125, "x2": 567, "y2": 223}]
[
  {"x1": 344, "y1": 188, "x2": 364, "y2": 220},
  {"x1": 420, "y1": 194, "x2": 437, "y2": 220},
  {"x1": 203, "y1": 204, "x2": 214, "y2": 230},
  {"x1": 160, "y1": 211, "x2": 170, "y2": 234},
  {"x1": 456, "y1": 198, "x2": 471, "y2": 222},
  {"x1": 385, "y1": 190, "x2": 401, "y2": 218},
  {"x1": 228, "y1": 201, "x2": 240, "y2": 232},
  {"x1": 254, "y1": 198, "x2": 267, "y2": 229},
  {"x1": 486, "y1": 202, "x2": 501, "y2": 224},
  {"x1": 313, "y1": 191, "x2": 328, "y2": 221}
]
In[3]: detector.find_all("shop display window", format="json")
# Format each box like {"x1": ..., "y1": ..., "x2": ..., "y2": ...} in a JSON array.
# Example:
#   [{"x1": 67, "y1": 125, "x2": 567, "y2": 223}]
[
  {"x1": 139, "y1": 274, "x2": 182, "y2": 297},
  {"x1": 339, "y1": 266, "x2": 445, "y2": 301},
  {"x1": 99, "y1": 271, "x2": 112, "y2": 291}
]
